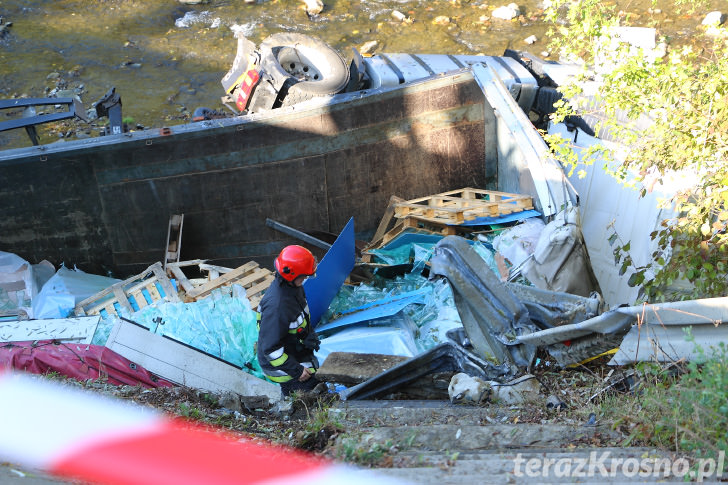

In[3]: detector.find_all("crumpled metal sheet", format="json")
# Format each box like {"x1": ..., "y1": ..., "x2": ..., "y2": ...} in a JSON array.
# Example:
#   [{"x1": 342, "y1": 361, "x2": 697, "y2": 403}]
[
  {"x1": 339, "y1": 341, "x2": 510, "y2": 401},
  {"x1": 506, "y1": 283, "x2": 603, "y2": 330},
  {"x1": 429, "y1": 236, "x2": 537, "y2": 368},
  {"x1": 609, "y1": 297, "x2": 728, "y2": 364},
  {"x1": 516, "y1": 310, "x2": 634, "y2": 347}
]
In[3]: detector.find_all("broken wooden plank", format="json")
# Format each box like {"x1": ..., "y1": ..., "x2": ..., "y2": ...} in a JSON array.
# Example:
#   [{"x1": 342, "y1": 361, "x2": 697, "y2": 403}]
[
  {"x1": 167, "y1": 265, "x2": 195, "y2": 294},
  {"x1": 370, "y1": 195, "x2": 405, "y2": 245},
  {"x1": 184, "y1": 261, "x2": 259, "y2": 301}
]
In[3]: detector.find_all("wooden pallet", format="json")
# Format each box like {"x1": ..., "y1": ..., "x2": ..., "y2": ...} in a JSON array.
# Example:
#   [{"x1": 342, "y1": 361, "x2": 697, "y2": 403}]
[
  {"x1": 394, "y1": 187, "x2": 533, "y2": 224},
  {"x1": 168, "y1": 260, "x2": 274, "y2": 307},
  {"x1": 366, "y1": 216, "x2": 471, "y2": 251},
  {"x1": 75, "y1": 262, "x2": 181, "y2": 318}
]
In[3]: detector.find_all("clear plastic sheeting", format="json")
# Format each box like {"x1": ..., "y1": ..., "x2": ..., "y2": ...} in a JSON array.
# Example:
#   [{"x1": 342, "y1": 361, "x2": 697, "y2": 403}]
[
  {"x1": 492, "y1": 217, "x2": 545, "y2": 267},
  {"x1": 368, "y1": 237, "x2": 499, "y2": 276},
  {"x1": 319, "y1": 270, "x2": 464, "y2": 355},
  {"x1": 33, "y1": 266, "x2": 120, "y2": 319},
  {"x1": 93, "y1": 285, "x2": 263, "y2": 378},
  {"x1": 315, "y1": 312, "x2": 420, "y2": 364},
  {"x1": 368, "y1": 243, "x2": 436, "y2": 270},
  {"x1": 0, "y1": 251, "x2": 36, "y2": 319}
]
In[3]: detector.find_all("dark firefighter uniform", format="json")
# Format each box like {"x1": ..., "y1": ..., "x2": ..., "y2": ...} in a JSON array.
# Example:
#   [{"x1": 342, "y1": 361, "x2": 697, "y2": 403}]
[{"x1": 257, "y1": 273, "x2": 320, "y2": 395}]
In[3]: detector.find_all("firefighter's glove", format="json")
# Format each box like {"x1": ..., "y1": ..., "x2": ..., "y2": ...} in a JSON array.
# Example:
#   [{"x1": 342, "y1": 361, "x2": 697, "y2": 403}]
[{"x1": 302, "y1": 332, "x2": 321, "y2": 351}]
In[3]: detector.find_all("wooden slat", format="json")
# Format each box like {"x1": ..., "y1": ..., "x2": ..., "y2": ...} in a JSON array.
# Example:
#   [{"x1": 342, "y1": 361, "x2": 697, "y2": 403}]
[
  {"x1": 151, "y1": 263, "x2": 180, "y2": 301},
  {"x1": 146, "y1": 282, "x2": 162, "y2": 302},
  {"x1": 370, "y1": 195, "x2": 404, "y2": 245},
  {"x1": 185, "y1": 261, "x2": 259, "y2": 300},
  {"x1": 246, "y1": 274, "x2": 275, "y2": 309},
  {"x1": 198, "y1": 263, "x2": 234, "y2": 275},
  {"x1": 112, "y1": 285, "x2": 134, "y2": 315},
  {"x1": 168, "y1": 265, "x2": 195, "y2": 294},
  {"x1": 131, "y1": 290, "x2": 149, "y2": 310},
  {"x1": 166, "y1": 259, "x2": 207, "y2": 269},
  {"x1": 75, "y1": 262, "x2": 180, "y2": 316}
]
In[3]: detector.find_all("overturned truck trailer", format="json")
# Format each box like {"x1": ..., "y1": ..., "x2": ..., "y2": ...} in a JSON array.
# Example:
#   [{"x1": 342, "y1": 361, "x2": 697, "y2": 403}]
[{"x1": 0, "y1": 61, "x2": 572, "y2": 277}]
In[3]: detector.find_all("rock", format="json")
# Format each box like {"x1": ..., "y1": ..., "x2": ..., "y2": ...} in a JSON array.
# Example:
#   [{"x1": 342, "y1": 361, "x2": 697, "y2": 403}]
[
  {"x1": 302, "y1": 0, "x2": 324, "y2": 16},
  {"x1": 448, "y1": 373, "x2": 489, "y2": 404},
  {"x1": 218, "y1": 391, "x2": 242, "y2": 412},
  {"x1": 546, "y1": 394, "x2": 567, "y2": 410},
  {"x1": 359, "y1": 40, "x2": 378, "y2": 55},
  {"x1": 178, "y1": 0, "x2": 208, "y2": 4},
  {"x1": 492, "y1": 3, "x2": 520, "y2": 21},
  {"x1": 46, "y1": 72, "x2": 60, "y2": 80},
  {"x1": 524, "y1": 35, "x2": 537, "y2": 45},
  {"x1": 432, "y1": 16, "x2": 450, "y2": 26},
  {"x1": 391, "y1": 10, "x2": 413, "y2": 24},
  {"x1": 702, "y1": 11, "x2": 725, "y2": 26},
  {"x1": 449, "y1": 373, "x2": 543, "y2": 405}
]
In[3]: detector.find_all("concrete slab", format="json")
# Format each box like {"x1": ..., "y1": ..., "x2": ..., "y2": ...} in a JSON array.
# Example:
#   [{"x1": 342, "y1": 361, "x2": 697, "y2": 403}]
[
  {"x1": 318, "y1": 352, "x2": 410, "y2": 385},
  {"x1": 348, "y1": 423, "x2": 618, "y2": 452},
  {"x1": 106, "y1": 318, "x2": 280, "y2": 407},
  {"x1": 360, "y1": 447, "x2": 677, "y2": 483}
]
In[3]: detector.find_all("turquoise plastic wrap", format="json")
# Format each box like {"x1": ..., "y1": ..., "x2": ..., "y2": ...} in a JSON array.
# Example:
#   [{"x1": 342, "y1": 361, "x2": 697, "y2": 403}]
[
  {"x1": 320, "y1": 271, "x2": 462, "y2": 353},
  {"x1": 93, "y1": 285, "x2": 263, "y2": 378}
]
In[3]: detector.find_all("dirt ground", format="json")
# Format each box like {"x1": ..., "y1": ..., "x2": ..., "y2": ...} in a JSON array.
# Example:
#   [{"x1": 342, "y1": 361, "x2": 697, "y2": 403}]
[{"x1": 41, "y1": 354, "x2": 639, "y2": 459}]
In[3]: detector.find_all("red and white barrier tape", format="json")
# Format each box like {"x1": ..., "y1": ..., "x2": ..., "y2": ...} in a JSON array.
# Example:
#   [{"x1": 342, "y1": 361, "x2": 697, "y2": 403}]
[{"x1": 0, "y1": 371, "x2": 406, "y2": 485}]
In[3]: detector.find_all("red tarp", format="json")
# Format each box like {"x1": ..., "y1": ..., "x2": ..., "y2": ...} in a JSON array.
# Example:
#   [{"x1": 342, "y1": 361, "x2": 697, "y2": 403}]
[{"x1": 0, "y1": 340, "x2": 174, "y2": 388}]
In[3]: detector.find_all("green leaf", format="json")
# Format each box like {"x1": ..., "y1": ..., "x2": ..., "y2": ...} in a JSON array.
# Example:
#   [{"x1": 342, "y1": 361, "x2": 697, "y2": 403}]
[{"x1": 619, "y1": 261, "x2": 630, "y2": 276}]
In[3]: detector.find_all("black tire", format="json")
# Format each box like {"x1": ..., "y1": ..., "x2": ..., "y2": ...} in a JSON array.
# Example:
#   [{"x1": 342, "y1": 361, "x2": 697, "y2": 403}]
[{"x1": 259, "y1": 33, "x2": 350, "y2": 106}]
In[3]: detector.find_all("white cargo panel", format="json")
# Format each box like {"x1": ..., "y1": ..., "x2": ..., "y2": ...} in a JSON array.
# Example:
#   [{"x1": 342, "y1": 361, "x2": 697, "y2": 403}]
[{"x1": 363, "y1": 53, "x2": 538, "y2": 111}]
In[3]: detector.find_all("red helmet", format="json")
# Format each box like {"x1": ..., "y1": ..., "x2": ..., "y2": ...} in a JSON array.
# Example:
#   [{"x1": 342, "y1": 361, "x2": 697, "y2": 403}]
[{"x1": 274, "y1": 245, "x2": 317, "y2": 282}]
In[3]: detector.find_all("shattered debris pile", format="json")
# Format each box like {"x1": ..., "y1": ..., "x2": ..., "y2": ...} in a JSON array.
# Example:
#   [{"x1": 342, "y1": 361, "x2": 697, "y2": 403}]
[
  {"x1": 1, "y1": 185, "x2": 726, "y2": 409},
  {"x1": 1, "y1": 183, "x2": 727, "y2": 483}
]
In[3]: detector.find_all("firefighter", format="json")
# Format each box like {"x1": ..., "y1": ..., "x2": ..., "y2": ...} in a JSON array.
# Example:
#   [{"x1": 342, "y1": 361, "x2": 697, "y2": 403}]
[{"x1": 257, "y1": 245, "x2": 322, "y2": 397}]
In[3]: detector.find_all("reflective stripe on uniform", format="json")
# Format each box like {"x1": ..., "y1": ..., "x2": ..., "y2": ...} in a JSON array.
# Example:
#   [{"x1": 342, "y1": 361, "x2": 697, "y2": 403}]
[
  {"x1": 300, "y1": 362, "x2": 316, "y2": 374},
  {"x1": 265, "y1": 374, "x2": 293, "y2": 383},
  {"x1": 288, "y1": 313, "x2": 308, "y2": 334},
  {"x1": 263, "y1": 368, "x2": 293, "y2": 383},
  {"x1": 267, "y1": 347, "x2": 288, "y2": 367},
  {"x1": 288, "y1": 314, "x2": 304, "y2": 329}
]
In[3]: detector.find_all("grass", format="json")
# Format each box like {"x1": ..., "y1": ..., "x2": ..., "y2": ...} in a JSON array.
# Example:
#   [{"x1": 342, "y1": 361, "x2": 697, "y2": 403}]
[{"x1": 578, "y1": 336, "x2": 728, "y2": 469}]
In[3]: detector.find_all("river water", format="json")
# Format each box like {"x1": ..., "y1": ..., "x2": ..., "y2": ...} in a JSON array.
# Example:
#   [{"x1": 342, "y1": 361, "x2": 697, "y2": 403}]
[{"x1": 0, "y1": 0, "x2": 720, "y2": 148}]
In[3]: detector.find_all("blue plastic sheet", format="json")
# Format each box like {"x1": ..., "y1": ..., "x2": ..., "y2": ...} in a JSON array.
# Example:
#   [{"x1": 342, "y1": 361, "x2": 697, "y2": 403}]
[
  {"x1": 304, "y1": 217, "x2": 355, "y2": 327},
  {"x1": 458, "y1": 209, "x2": 542, "y2": 226},
  {"x1": 316, "y1": 288, "x2": 430, "y2": 335}
]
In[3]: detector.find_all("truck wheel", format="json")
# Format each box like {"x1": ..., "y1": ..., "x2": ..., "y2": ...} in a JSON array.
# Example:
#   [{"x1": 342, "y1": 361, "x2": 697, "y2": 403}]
[{"x1": 259, "y1": 33, "x2": 349, "y2": 106}]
